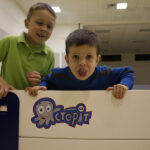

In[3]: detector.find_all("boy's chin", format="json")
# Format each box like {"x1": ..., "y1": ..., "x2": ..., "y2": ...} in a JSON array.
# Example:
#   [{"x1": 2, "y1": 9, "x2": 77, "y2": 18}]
[{"x1": 75, "y1": 75, "x2": 89, "y2": 81}]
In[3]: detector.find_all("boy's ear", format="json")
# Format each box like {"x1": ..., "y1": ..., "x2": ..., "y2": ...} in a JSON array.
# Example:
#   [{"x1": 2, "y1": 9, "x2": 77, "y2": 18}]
[
  {"x1": 24, "y1": 19, "x2": 29, "y2": 29},
  {"x1": 65, "y1": 55, "x2": 69, "y2": 65},
  {"x1": 96, "y1": 55, "x2": 101, "y2": 64}
]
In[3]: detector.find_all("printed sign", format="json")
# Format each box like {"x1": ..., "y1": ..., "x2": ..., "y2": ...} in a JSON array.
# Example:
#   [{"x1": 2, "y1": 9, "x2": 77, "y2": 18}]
[{"x1": 31, "y1": 97, "x2": 92, "y2": 129}]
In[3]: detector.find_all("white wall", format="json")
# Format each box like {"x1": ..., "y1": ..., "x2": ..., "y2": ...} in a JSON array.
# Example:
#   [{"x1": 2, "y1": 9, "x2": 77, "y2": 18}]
[
  {"x1": 0, "y1": 0, "x2": 25, "y2": 35},
  {"x1": 47, "y1": 24, "x2": 78, "y2": 53},
  {"x1": 47, "y1": 24, "x2": 78, "y2": 67}
]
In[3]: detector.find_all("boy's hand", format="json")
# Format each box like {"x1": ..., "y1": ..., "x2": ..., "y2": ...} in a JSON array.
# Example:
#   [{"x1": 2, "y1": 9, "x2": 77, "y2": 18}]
[
  {"x1": 106, "y1": 84, "x2": 128, "y2": 99},
  {"x1": 0, "y1": 82, "x2": 16, "y2": 99},
  {"x1": 27, "y1": 71, "x2": 41, "y2": 86},
  {"x1": 25, "y1": 86, "x2": 47, "y2": 97}
]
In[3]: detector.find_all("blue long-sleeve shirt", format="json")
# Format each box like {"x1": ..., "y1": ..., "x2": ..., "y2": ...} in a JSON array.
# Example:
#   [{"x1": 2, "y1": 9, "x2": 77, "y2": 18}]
[{"x1": 40, "y1": 66, "x2": 135, "y2": 90}]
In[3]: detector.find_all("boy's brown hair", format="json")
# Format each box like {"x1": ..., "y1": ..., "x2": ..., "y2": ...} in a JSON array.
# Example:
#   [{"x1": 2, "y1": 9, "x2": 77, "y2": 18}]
[
  {"x1": 27, "y1": 3, "x2": 56, "y2": 20},
  {"x1": 65, "y1": 29, "x2": 101, "y2": 56}
]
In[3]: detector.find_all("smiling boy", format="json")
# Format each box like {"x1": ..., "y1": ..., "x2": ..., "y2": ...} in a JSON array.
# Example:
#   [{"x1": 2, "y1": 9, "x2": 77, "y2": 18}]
[
  {"x1": 0, "y1": 3, "x2": 56, "y2": 99},
  {"x1": 26, "y1": 29, "x2": 135, "y2": 99}
]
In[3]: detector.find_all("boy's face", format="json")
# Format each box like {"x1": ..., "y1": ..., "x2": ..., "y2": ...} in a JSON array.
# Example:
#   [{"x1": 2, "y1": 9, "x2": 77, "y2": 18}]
[
  {"x1": 24, "y1": 9, "x2": 55, "y2": 45},
  {"x1": 65, "y1": 45, "x2": 101, "y2": 80}
]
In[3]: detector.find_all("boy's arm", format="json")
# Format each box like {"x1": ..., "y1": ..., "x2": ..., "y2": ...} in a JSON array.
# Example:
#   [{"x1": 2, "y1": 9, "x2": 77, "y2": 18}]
[
  {"x1": 106, "y1": 66, "x2": 135, "y2": 99},
  {"x1": 110, "y1": 66, "x2": 135, "y2": 89},
  {"x1": 0, "y1": 77, "x2": 16, "y2": 99},
  {"x1": 39, "y1": 74, "x2": 51, "y2": 87}
]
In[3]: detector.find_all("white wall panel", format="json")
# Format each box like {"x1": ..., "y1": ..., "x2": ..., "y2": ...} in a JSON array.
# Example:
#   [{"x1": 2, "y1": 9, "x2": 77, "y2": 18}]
[{"x1": 9, "y1": 90, "x2": 150, "y2": 149}]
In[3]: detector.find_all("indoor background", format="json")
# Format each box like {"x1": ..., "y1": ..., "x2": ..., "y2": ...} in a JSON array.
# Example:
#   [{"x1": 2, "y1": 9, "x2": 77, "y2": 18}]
[{"x1": 0, "y1": 0, "x2": 150, "y2": 89}]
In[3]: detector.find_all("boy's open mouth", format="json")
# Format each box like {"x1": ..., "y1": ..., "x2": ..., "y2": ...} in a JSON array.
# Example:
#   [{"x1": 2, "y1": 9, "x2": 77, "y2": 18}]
[
  {"x1": 78, "y1": 68, "x2": 87, "y2": 77},
  {"x1": 37, "y1": 33, "x2": 46, "y2": 38}
]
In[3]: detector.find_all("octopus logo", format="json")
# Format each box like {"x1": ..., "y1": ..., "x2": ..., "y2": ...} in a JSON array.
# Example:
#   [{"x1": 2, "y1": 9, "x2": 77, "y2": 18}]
[{"x1": 31, "y1": 97, "x2": 92, "y2": 129}]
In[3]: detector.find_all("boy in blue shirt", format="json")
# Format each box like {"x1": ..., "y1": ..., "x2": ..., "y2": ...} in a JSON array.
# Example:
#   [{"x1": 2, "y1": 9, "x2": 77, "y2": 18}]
[{"x1": 26, "y1": 29, "x2": 135, "y2": 99}]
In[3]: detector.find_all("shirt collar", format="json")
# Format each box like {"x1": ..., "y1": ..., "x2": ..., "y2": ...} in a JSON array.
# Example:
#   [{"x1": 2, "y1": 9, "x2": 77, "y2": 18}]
[{"x1": 17, "y1": 32, "x2": 47, "y2": 54}]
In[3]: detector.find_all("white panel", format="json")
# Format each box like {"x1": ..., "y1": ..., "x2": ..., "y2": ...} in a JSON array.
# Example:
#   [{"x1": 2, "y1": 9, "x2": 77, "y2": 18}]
[
  {"x1": 0, "y1": 90, "x2": 148, "y2": 149},
  {"x1": 11, "y1": 90, "x2": 150, "y2": 140},
  {"x1": 9, "y1": 90, "x2": 150, "y2": 149}
]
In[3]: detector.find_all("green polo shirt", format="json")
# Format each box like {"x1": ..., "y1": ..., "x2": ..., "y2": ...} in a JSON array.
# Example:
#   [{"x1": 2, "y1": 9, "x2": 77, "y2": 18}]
[{"x1": 0, "y1": 32, "x2": 55, "y2": 89}]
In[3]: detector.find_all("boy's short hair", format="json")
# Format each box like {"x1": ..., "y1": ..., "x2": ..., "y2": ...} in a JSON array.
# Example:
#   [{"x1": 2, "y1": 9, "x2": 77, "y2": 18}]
[
  {"x1": 27, "y1": 3, "x2": 56, "y2": 20},
  {"x1": 65, "y1": 29, "x2": 101, "y2": 56}
]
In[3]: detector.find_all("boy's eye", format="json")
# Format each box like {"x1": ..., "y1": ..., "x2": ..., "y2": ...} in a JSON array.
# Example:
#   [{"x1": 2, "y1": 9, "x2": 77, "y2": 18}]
[
  {"x1": 87, "y1": 55, "x2": 92, "y2": 59},
  {"x1": 73, "y1": 55, "x2": 79, "y2": 60},
  {"x1": 47, "y1": 24, "x2": 52, "y2": 29},
  {"x1": 36, "y1": 21, "x2": 43, "y2": 26}
]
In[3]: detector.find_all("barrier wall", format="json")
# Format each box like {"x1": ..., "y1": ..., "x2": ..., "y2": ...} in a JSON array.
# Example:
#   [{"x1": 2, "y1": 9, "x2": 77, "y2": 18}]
[{"x1": 1, "y1": 90, "x2": 150, "y2": 150}]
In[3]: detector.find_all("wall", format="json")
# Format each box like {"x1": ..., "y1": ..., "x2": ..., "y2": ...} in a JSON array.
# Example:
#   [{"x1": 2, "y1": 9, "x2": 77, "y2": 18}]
[
  {"x1": 46, "y1": 24, "x2": 78, "y2": 67},
  {"x1": 0, "y1": 0, "x2": 25, "y2": 35}
]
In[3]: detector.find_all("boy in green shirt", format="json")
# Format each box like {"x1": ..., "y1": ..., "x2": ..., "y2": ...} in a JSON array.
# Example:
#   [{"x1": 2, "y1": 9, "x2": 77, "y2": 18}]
[{"x1": 0, "y1": 3, "x2": 56, "y2": 98}]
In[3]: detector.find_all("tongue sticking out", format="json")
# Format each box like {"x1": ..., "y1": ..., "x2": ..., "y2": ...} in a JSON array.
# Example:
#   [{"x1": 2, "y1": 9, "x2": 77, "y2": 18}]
[{"x1": 78, "y1": 68, "x2": 87, "y2": 77}]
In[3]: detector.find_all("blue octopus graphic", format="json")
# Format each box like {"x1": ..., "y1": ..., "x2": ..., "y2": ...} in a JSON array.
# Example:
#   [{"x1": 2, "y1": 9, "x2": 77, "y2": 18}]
[{"x1": 31, "y1": 97, "x2": 62, "y2": 128}]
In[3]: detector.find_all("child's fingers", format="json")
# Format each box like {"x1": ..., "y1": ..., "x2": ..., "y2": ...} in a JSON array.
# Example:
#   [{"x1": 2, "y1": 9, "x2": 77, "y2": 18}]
[
  {"x1": 30, "y1": 80, "x2": 41, "y2": 86},
  {"x1": 28, "y1": 77, "x2": 41, "y2": 86},
  {"x1": 120, "y1": 87, "x2": 127, "y2": 99},
  {"x1": 114, "y1": 85, "x2": 123, "y2": 99},
  {"x1": 28, "y1": 88, "x2": 32, "y2": 96},
  {"x1": 113, "y1": 84, "x2": 128, "y2": 99},
  {"x1": 32, "y1": 89, "x2": 38, "y2": 97},
  {"x1": 27, "y1": 72, "x2": 41, "y2": 79},
  {"x1": 25, "y1": 86, "x2": 46, "y2": 97},
  {"x1": 29, "y1": 89, "x2": 36, "y2": 97},
  {"x1": 10, "y1": 86, "x2": 17, "y2": 90},
  {"x1": 112, "y1": 85, "x2": 118, "y2": 99},
  {"x1": 0, "y1": 87, "x2": 9, "y2": 98},
  {"x1": 26, "y1": 88, "x2": 37, "y2": 97},
  {"x1": 3, "y1": 88, "x2": 9, "y2": 97},
  {"x1": 40, "y1": 86, "x2": 47, "y2": 91},
  {"x1": 0, "y1": 87, "x2": 4, "y2": 99},
  {"x1": 0, "y1": 83, "x2": 12, "y2": 98},
  {"x1": 27, "y1": 71, "x2": 41, "y2": 86},
  {"x1": 25, "y1": 87, "x2": 29, "y2": 92},
  {"x1": 25, "y1": 87, "x2": 32, "y2": 92},
  {"x1": 106, "y1": 87, "x2": 113, "y2": 91},
  {"x1": 28, "y1": 78, "x2": 41, "y2": 83},
  {"x1": 27, "y1": 75, "x2": 41, "y2": 81}
]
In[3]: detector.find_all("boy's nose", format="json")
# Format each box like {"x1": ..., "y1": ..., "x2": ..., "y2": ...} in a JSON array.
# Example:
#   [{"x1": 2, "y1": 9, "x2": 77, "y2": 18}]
[
  {"x1": 41, "y1": 26, "x2": 47, "y2": 31},
  {"x1": 79, "y1": 59, "x2": 86, "y2": 66}
]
